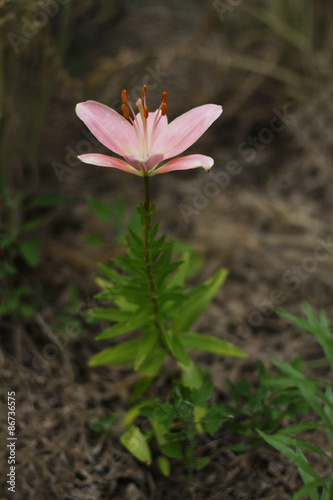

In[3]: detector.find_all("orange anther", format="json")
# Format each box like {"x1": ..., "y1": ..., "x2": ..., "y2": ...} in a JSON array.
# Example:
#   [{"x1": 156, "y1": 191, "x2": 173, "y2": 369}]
[
  {"x1": 122, "y1": 104, "x2": 130, "y2": 119},
  {"x1": 161, "y1": 103, "x2": 167, "y2": 116},
  {"x1": 161, "y1": 91, "x2": 167, "y2": 103},
  {"x1": 142, "y1": 85, "x2": 148, "y2": 99},
  {"x1": 144, "y1": 106, "x2": 149, "y2": 119},
  {"x1": 121, "y1": 90, "x2": 129, "y2": 104}
]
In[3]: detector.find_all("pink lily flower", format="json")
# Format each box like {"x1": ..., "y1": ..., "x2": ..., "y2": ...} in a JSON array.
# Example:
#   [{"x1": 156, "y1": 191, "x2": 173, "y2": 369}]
[{"x1": 75, "y1": 86, "x2": 222, "y2": 176}]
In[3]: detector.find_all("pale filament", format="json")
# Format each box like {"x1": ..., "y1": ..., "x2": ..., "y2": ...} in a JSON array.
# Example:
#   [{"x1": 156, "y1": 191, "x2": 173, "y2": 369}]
[{"x1": 122, "y1": 87, "x2": 167, "y2": 160}]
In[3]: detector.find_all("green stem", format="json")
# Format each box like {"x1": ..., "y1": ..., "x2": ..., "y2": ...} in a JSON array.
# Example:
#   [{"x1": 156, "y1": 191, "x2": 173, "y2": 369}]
[
  {"x1": 142, "y1": 177, "x2": 176, "y2": 356},
  {"x1": 187, "y1": 405, "x2": 197, "y2": 483},
  {"x1": 143, "y1": 175, "x2": 150, "y2": 212},
  {"x1": 329, "y1": 477, "x2": 333, "y2": 500},
  {"x1": 143, "y1": 176, "x2": 161, "y2": 328},
  {"x1": 143, "y1": 175, "x2": 150, "y2": 246}
]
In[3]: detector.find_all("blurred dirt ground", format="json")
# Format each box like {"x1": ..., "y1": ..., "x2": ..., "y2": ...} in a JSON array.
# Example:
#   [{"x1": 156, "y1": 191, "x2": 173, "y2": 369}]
[{"x1": 1, "y1": 1, "x2": 333, "y2": 499}]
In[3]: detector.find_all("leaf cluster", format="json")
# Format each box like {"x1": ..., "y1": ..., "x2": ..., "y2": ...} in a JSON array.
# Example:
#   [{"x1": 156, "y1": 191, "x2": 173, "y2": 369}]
[
  {"x1": 0, "y1": 190, "x2": 68, "y2": 318},
  {"x1": 89, "y1": 206, "x2": 246, "y2": 400},
  {"x1": 259, "y1": 303, "x2": 333, "y2": 500},
  {"x1": 221, "y1": 358, "x2": 309, "y2": 447},
  {"x1": 120, "y1": 381, "x2": 228, "y2": 476}
]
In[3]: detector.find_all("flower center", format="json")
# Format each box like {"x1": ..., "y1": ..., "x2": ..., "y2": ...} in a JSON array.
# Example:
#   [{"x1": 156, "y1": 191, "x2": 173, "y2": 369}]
[{"x1": 121, "y1": 86, "x2": 167, "y2": 160}]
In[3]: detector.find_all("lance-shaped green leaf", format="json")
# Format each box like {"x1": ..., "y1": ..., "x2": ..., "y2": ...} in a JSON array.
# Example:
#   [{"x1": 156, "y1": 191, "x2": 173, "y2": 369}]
[
  {"x1": 134, "y1": 329, "x2": 158, "y2": 370},
  {"x1": 154, "y1": 260, "x2": 184, "y2": 285},
  {"x1": 278, "y1": 305, "x2": 333, "y2": 368},
  {"x1": 270, "y1": 357, "x2": 333, "y2": 424},
  {"x1": 292, "y1": 478, "x2": 328, "y2": 500},
  {"x1": 172, "y1": 268, "x2": 228, "y2": 334},
  {"x1": 19, "y1": 239, "x2": 41, "y2": 267},
  {"x1": 149, "y1": 223, "x2": 160, "y2": 242},
  {"x1": 131, "y1": 348, "x2": 167, "y2": 401},
  {"x1": 278, "y1": 422, "x2": 325, "y2": 436},
  {"x1": 257, "y1": 430, "x2": 322, "y2": 481},
  {"x1": 153, "y1": 421, "x2": 169, "y2": 447},
  {"x1": 264, "y1": 434, "x2": 328, "y2": 459},
  {"x1": 99, "y1": 264, "x2": 133, "y2": 291},
  {"x1": 180, "y1": 332, "x2": 247, "y2": 358},
  {"x1": 194, "y1": 406, "x2": 207, "y2": 434},
  {"x1": 113, "y1": 256, "x2": 147, "y2": 278},
  {"x1": 171, "y1": 335, "x2": 191, "y2": 366},
  {"x1": 157, "y1": 456, "x2": 170, "y2": 476},
  {"x1": 126, "y1": 229, "x2": 145, "y2": 254},
  {"x1": 120, "y1": 425, "x2": 152, "y2": 464},
  {"x1": 181, "y1": 362, "x2": 204, "y2": 389},
  {"x1": 292, "y1": 448, "x2": 330, "y2": 500},
  {"x1": 169, "y1": 250, "x2": 191, "y2": 288},
  {"x1": 88, "y1": 338, "x2": 141, "y2": 366},
  {"x1": 89, "y1": 308, "x2": 129, "y2": 322},
  {"x1": 114, "y1": 296, "x2": 139, "y2": 312},
  {"x1": 96, "y1": 310, "x2": 151, "y2": 340},
  {"x1": 161, "y1": 329, "x2": 191, "y2": 366},
  {"x1": 122, "y1": 398, "x2": 158, "y2": 427},
  {"x1": 160, "y1": 443, "x2": 183, "y2": 459},
  {"x1": 140, "y1": 347, "x2": 167, "y2": 377}
]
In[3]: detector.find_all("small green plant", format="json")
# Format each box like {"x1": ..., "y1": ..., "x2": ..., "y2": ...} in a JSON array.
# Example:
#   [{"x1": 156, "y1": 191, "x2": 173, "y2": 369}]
[
  {"x1": 75, "y1": 87, "x2": 249, "y2": 471},
  {"x1": 0, "y1": 190, "x2": 68, "y2": 319},
  {"x1": 115, "y1": 380, "x2": 227, "y2": 476},
  {"x1": 88, "y1": 201, "x2": 246, "y2": 399},
  {"x1": 258, "y1": 303, "x2": 333, "y2": 500},
  {"x1": 221, "y1": 358, "x2": 309, "y2": 448},
  {"x1": 87, "y1": 204, "x2": 246, "y2": 470}
]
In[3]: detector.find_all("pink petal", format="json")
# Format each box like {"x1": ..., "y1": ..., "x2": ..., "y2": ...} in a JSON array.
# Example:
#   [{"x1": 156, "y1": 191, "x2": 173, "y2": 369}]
[
  {"x1": 139, "y1": 111, "x2": 168, "y2": 146},
  {"x1": 132, "y1": 111, "x2": 168, "y2": 154},
  {"x1": 134, "y1": 111, "x2": 168, "y2": 137},
  {"x1": 76, "y1": 101, "x2": 139, "y2": 157},
  {"x1": 124, "y1": 153, "x2": 164, "y2": 170},
  {"x1": 78, "y1": 154, "x2": 142, "y2": 175},
  {"x1": 145, "y1": 153, "x2": 165, "y2": 169},
  {"x1": 152, "y1": 104, "x2": 222, "y2": 159},
  {"x1": 153, "y1": 154, "x2": 214, "y2": 175}
]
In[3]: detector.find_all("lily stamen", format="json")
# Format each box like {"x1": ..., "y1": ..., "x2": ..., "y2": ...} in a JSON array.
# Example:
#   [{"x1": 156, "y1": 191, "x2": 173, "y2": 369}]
[
  {"x1": 121, "y1": 104, "x2": 131, "y2": 121},
  {"x1": 122, "y1": 89, "x2": 137, "y2": 122},
  {"x1": 142, "y1": 85, "x2": 147, "y2": 108}
]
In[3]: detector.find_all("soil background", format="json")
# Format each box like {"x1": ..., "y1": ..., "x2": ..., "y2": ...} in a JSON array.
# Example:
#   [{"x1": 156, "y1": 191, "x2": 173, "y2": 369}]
[{"x1": 1, "y1": 1, "x2": 333, "y2": 499}]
